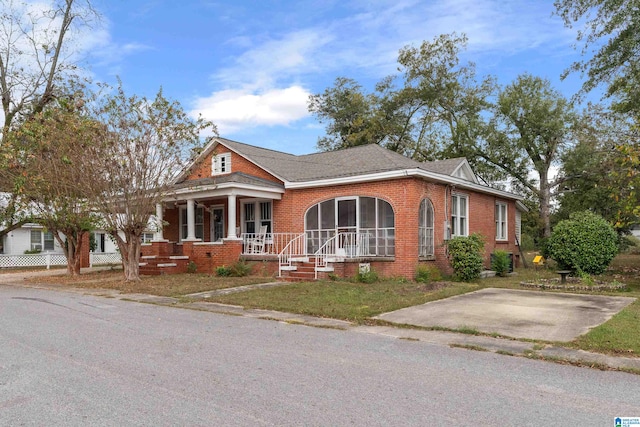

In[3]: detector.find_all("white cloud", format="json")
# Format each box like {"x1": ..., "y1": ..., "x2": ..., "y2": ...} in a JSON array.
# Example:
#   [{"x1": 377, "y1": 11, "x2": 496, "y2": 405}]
[
  {"x1": 190, "y1": 0, "x2": 576, "y2": 135},
  {"x1": 192, "y1": 86, "x2": 311, "y2": 134}
]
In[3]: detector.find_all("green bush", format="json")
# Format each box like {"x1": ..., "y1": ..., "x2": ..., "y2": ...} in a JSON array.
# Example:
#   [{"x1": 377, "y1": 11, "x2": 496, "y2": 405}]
[
  {"x1": 519, "y1": 234, "x2": 536, "y2": 251},
  {"x1": 546, "y1": 211, "x2": 618, "y2": 275},
  {"x1": 356, "y1": 269, "x2": 379, "y2": 283},
  {"x1": 216, "y1": 265, "x2": 231, "y2": 277},
  {"x1": 491, "y1": 250, "x2": 510, "y2": 277},
  {"x1": 24, "y1": 248, "x2": 41, "y2": 254},
  {"x1": 414, "y1": 265, "x2": 442, "y2": 283},
  {"x1": 230, "y1": 260, "x2": 252, "y2": 277},
  {"x1": 186, "y1": 260, "x2": 197, "y2": 274},
  {"x1": 447, "y1": 234, "x2": 485, "y2": 282}
]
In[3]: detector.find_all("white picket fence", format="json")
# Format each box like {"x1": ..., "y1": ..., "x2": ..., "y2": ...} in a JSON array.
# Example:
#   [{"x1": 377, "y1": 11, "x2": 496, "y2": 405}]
[{"x1": 0, "y1": 252, "x2": 121, "y2": 269}]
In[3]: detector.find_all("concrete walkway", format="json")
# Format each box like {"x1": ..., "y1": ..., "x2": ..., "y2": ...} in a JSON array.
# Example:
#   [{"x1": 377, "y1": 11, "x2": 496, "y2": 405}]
[{"x1": 2, "y1": 269, "x2": 640, "y2": 373}]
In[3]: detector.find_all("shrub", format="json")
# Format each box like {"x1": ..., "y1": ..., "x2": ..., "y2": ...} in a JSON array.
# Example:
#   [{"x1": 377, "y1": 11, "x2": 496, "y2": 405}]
[
  {"x1": 186, "y1": 260, "x2": 197, "y2": 274},
  {"x1": 356, "y1": 269, "x2": 378, "y2": 283},
  {"x1": 415, "y1": 265, "x2": 442, "y2": 283},
  {"x1": 230, "y1": 260, "x2": 252, "y2": 277},
  {"x1": 216, "y1": 265, "x2": 231, "y2": 277},
  {"x1": 447, "y1": 234, "x2": 484, "y2": 282},
  {"x1": 546, "y1": 211, "x2": 618, "y2": 275},
  {"x1": 491, "y1": 250, "x2": 511, "y2": 277},
  {"x1": 24, "y1": 248, "x2": 41, "y2": 254}
]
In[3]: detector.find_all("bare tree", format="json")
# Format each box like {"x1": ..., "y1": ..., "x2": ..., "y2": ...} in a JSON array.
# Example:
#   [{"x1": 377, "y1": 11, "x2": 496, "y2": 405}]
[
  {"x1": 87, "y1": 83, "x2": 216, "y2": 281},
  {"x1": 0, "y1": 0, "x2": 97, "y2": 241}
]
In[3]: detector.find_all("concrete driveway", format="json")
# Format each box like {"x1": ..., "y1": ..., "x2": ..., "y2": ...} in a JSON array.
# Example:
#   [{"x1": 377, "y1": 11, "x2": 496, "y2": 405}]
[{"x1": 375, "y1": 288, "x2": 636, "y2": 341}]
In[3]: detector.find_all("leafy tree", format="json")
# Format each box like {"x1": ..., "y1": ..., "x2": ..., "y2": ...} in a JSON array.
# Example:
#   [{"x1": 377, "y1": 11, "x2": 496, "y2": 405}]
[
  {"x1": 309, "y1": 34, "x2": 499, "y2": 181},
  {"x1": 482, "y1": 75, "x2": 577, "y2": 237},
  {"x1": 86, "y1": 83, "x2": 216, "y2": 281},
  {"x1": 11, "y1": 98, "x2": 101, "y2": 275},
  {"x1": 0, "y1": 0, "x2": 97, "y2": 241},
  {"x1": 555, "y1": 0, "x2": 640, "y2": 113}
]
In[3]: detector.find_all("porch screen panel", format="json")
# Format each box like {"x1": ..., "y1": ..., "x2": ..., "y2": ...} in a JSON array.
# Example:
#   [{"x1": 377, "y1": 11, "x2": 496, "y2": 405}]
[
  {"x1": 377, "y1": 200, "x2": 395, "y2": 256},
  {"x1": 360, "y1": 197, "x2": 376, "y2": 256},
  {"x1": 306, "y1": 205, "x2": 319, "y2": 253}
]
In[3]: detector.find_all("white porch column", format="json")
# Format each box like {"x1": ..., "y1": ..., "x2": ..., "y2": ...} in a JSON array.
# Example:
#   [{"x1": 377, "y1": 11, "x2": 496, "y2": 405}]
[
  {"x1": 186, "y1": 198, "x2": 197, "y2": 241},
  {"x1": 154, "y1": 203, "x2": 165, "y2": 241},
  {"x1": 227, "y1": 194, "x2": 238, "y2": 239}
]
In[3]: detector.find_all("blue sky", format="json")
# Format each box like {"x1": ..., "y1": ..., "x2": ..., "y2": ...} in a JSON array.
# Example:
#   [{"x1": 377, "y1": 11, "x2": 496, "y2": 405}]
[{"x1": 82, "y1": 0, "x2": 591, "y2": 155}]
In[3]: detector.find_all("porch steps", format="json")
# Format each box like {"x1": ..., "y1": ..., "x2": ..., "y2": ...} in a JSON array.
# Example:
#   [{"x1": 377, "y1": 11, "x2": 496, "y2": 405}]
[
  {"x1": 139, "y1": 255, "x2": 191, "y2": 275},
  {"x1": 280, "y1": 257, "x2": 334, "y2": 282}
]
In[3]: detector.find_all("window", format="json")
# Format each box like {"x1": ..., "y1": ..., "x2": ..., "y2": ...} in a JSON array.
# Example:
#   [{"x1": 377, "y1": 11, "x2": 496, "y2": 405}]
[
  {"x1": 30, "y1": 230, "x2": 42, "y2": 251},
  {"x1": 141, "y1": 232, "x2": 155, "y2": 243},
  {"x1": 305, "y1": 197, "x2": 395, "y2": 256},
  {"x1": 495, "y1": 202, "x2": 508, "y2": 240},
  {"x1": 212, "y1": 153, "x2": 231, "y2": 175},
  {"x1": 43, "y1": 231, "x2": 55, "y2": 251},
  {"x1": 180, "y1": 206, "x2": 204, "y2": 240},
  {"x1": 451, "y1": 194, "x2": 468, "y2": 237},
  {"x1": 242, "y1": 200, "x2": 272, "y2": 234},
  {"x1": 419, "y1": 199, "x2": 434, "y2": 257}
]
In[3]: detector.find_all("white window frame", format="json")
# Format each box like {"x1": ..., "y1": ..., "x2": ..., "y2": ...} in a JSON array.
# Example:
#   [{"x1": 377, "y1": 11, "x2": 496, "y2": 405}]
[
  {"x1": 241, "y1": 199, "x2": 272, "y2": 234},
  {"x1": 495, "y1": 202, "x2": 508, "y2": 241},
  {"x1": 141, "y1": 232, "x2": 155, "y2": 244},
  {"x1": 30, "y1": 230, "x2": 43, "y2": 251},
  {"x1": 212, "y1": 153, "x2": 231, "y2": 175},
  {"x1": 451, "y1": 194, "x2": 468, "y2": 237},
  {"x1": 43, "y1": 231, "x2": 55, "y2": 251},
  {"x1": 179, "y1": 206, "x2": 204, "y2": 241},
  {"x1": 419, "y1": 199, "x2": 434, "y2": 257}
]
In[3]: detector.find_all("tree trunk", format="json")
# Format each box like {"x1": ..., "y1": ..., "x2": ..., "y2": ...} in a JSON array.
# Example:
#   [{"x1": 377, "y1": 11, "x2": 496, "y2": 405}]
[
  {"x1": 539, "y1": 171, "x2": 552, "y2": 238},
  {"x1": 113, "y1": 232, "x2": 142, "y2": 281}
]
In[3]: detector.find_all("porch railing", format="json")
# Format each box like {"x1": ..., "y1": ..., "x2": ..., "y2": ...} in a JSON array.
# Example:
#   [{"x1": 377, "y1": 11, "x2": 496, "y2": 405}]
[
  {"x1": 278, "y1": 233, "x2": 306, "y2": 277},
  {"x1": 241, "y1": 232, "x2": 302, "y2": 256},
  {"x1": 314, "y1": 232, "x2": 371, "y2": 279}
]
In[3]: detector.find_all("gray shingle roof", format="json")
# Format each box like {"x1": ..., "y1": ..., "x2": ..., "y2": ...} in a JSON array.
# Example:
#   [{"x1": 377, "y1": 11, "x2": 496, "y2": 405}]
[
  {"x1": 217, "y1": 138, "x2": 470, "y2": 182},
  {"x1": 173, "y1": 172, "x2": 284, "y2": 190}
]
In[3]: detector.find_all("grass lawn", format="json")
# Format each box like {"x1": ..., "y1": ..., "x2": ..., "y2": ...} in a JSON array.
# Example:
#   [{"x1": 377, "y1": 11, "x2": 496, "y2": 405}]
[
  {"x1": 26, "y1": 270, "x2": 273, "y2": 297},
  {"x1": 207, "y1": 280, "x2": 479, "y2": 322}
]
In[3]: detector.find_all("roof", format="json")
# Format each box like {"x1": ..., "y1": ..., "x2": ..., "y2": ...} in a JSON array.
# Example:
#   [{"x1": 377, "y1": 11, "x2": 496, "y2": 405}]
[
  {"x1": 172, "y1": 172, "x2": 284, "y2": 191},
  {"x1": 211, "y1": 138, "x2": 473, "y2": 183},
  {"x1": 175, "y1": 137, "x2": 522, "y2": 201}
]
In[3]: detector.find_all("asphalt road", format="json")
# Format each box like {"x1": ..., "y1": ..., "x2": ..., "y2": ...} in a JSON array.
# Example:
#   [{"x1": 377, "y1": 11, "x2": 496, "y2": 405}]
[{"x1": 1, "y1": 285, "x2": 639, "y2": 426}]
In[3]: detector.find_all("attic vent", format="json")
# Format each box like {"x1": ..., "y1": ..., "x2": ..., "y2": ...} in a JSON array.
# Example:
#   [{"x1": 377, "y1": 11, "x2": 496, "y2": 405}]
[{"x1": 213, "y1": 153, "x2": 231, "y2": 175}]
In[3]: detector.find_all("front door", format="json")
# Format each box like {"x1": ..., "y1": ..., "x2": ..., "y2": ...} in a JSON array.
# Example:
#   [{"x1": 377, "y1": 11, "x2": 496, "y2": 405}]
[{"x1": 211, "y1": 207, "x2": 225, "y2": 242}]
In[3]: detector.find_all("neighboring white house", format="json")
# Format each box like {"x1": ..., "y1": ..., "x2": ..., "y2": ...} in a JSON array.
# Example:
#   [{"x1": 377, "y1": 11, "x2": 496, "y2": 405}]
[{"x1": 0, "y1": 224, "x2": 120, "y2": 256}]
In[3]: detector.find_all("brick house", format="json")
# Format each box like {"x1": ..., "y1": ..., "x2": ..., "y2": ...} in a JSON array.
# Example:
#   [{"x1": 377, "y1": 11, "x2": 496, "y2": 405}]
[{"x1": 140, "y1": 137, "x2": 526, "y2": 279}]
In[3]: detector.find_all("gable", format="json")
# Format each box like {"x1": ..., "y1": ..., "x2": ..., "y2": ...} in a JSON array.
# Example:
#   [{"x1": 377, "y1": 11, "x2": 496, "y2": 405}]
[{"x1": 180, "y1": 142, "x2": 283, "y2": 185}]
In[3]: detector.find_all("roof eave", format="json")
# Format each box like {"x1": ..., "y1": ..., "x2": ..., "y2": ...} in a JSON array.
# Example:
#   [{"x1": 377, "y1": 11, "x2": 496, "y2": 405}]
[{"x1": 286, "y1": 169, "x2": 523, "y2": 200}]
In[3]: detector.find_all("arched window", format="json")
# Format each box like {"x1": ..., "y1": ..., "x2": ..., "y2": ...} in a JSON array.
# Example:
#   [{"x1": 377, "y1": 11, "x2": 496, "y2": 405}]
[
  {"x1": 419, "y1": 199, "x2": 434, "y2": 257},
  {"x1": 305, "y1": 197, "x2": 395, "y2": 256}
]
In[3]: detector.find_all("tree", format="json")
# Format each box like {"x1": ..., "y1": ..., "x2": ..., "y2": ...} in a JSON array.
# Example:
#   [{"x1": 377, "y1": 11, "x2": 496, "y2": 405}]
[
  {"x1": 87, "y1": 83, "x2": 216, "y2": 281},
  {"x1": 554, "y1": 0, "x2": 640, "y2": 107},
  {"x1": 0, "y1": 0, "x2": 97, "y2": 240},
  {"x1": 308, "y1": 34, "x2": 499, "y2": 181},
  {"x1": 11, "y1": 97, "x2": 101, "y2": 275},
  {"x1": 482, "y1": 75, "x2": 577, "y2": 237}
]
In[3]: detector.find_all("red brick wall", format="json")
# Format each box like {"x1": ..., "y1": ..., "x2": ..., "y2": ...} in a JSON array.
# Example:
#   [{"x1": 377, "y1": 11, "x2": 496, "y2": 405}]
[{"x1": 185, "y1": 144, "x2": 283, "y2": 184}]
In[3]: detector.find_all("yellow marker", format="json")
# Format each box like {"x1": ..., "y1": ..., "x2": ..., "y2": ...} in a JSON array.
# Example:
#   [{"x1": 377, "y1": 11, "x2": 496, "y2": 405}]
[{"x1": 533, "y1": 255, "x2": 544, "y2": 265}]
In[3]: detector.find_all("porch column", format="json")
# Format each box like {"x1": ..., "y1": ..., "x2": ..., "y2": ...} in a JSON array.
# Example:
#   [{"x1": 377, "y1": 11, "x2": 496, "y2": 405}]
[
  {"x1": 186, "y1": 198, "x2": 197, "y2": 241},
  {"x1": 154, "y1": 203, "x2": 165, "y2": 241},
  {"x1": 227, "y1": 194, "x2": 238, "y2": 239}
]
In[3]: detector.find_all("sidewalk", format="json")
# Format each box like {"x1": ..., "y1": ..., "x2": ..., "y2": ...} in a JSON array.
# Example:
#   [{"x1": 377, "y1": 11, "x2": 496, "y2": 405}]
[{"x1": 3, "y1": 269, "x2": 640, "y2": 373}]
